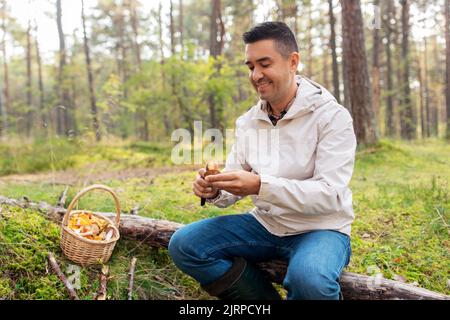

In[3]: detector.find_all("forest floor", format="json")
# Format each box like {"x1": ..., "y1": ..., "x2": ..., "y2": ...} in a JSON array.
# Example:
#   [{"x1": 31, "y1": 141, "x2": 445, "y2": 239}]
[{"x1": 0, "y1": 138, "x2": 449, "y2": 299}]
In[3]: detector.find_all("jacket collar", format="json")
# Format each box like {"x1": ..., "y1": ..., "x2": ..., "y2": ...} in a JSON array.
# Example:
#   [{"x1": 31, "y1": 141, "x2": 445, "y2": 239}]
[{"x1": 251, "y1": 75, "x2": 335, "y2": 122}]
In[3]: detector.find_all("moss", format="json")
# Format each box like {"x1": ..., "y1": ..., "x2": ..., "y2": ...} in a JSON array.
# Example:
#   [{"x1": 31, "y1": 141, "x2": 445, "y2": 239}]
[
  {"x1": 0, "y1": 206, "x2": 62, "y2": 299},
  {"x1": 0, "y1": 278, "x2": 13, "y2": 299}
]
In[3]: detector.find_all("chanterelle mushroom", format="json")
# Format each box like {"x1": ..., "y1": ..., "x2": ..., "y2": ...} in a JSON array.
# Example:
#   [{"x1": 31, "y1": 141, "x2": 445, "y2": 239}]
[
  {"x1": 201, "y1": 161, "x2": 221, "y2": 206},
  {"x1": 204, "y1": 161, "x2": 220, "y2": 177}
]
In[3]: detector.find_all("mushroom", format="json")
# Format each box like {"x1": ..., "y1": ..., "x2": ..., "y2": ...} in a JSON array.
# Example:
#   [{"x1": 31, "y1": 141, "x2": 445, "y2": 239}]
[
  {"x1": 79, "y1": 224, "x2": 100, "y2": 237},
  {"x1": 103, "y1": 227, "x2": 115, "y2": 241},
  {"x1": 201, "y1": 161, "x2": 221, "y2": 206},
  {"x1": 204, "y1": 161, "x2": 221, "y2": 177}
]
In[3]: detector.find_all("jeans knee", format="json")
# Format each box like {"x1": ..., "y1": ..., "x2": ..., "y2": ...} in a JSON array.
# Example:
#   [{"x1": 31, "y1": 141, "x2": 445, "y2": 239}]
[
  {"x1": 284, "y1": 270, "x2": 340, "y2": 300},
  {"x1": 168, "y1": 228, "x2": 190, "y2": 267}
]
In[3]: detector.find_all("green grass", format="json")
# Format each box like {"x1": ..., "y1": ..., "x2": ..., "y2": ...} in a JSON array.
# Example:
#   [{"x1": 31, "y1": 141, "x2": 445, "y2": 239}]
[
  {"x1": 348, "y1": 139, "x2": 450, "y2": 294},
  {"x1": 0, "y1": 138, "x2": 80, "y2": 176},
  {"x1": 0, "y1": 138, "x2": 174, "y2": 176},
  {"x1": 0, "y1": 138, "x2": 449, "y2": 299}
]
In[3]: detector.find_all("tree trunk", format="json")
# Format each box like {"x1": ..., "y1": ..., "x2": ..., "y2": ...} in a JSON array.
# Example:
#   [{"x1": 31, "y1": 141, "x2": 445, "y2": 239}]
[
  {"x1": 424, "y1": 37, "x2": 431, "y2": 137},
  {"x1": 278, "y1": 0, "x2": 295, "y2": 21},
  {"x1": 307, "y1": 0, "x2": 313, "y2": 79},
  {"x1": 158, "y1": 1, "x2": 165, "y2": 74},
  {"x1": 1, "y1": 0, "x2": 9, "y2": 137},
  {"x1": 384, "y1": 0, "x2": 395, "y2": 137},
  {"x1": 1, "y1": 195, "x2": 449, "y2": 300},
  {"x1": 157, "y1": 1, "x2": 171, "y2": 137},
  {"x1": 342, "y1": 52, "x2": 350, "y2": 113},
  {"x1": 328, "y1": 0, "x2": 341, "y2": 104},
  {"x1": 431, "y1": 36, "x2": 439, "y2": 136},
  {"x1": 169, "y1": 0, "x2": 191, "y2": 134},
  {"x1": 0, "y1": 82, "x2": 4, "y2": 138},
  {"x1": 56, "y1": 0, "x2": 72, "y2": 137},
  {"x1": 340, "y1": 0, "x2": 378, "y2": 145},
  {"x1": 126, "y1": 0, "x2": 145, "y2": 140},
  {"x1": 168, "y1": 0, "x2": 177, "y2": 111},
  {"x1": 209, "y1": 0, "x2": 225, "y2": 58},
  {"x1": 393, "y1": 3, "x2": 403, "y2": 137},
  {"x1": 277, "y1": 0, "x2": 297, "y2": 34},
  {"x1": 446, "y1": 0, "x2": 450, "y2": 139},
  {"x1": 81, "y1": 0, "x2": 101, "y2": 142},
  {"x1": 209, "y1": 0, "x2": 225, "y2": 130},
  {"x1": 116, "y1": 6, "x2": 128, "y2": 100},
  {"x1": 416, "y1": 6, "x2": 430, "y2": 139},
  {"x1": 169, "y1": 0, "x2": 176, "y2": 56},
  {"x1": 229, "y1": 0, "x2": 253, "y2": 104},
  {"x1": 399, "y1": 0, "x2": 415, "y2": 140},
  {"x1": 293, "y1": 1, "x2": 298, "y2": 36},
  {"x1": 371, "y1": 0, "x2": 381, "y2": 127},
  {"x1": 143, "y1": 118, "x2": 149, "y2": 141},
  {"x1": 26, "y1": 20, "x2": 33, "y2": 137},
  {"x1": 127, "y1": 0, "x2": 141, "y2": 69},
  {"x1": 69, "y1": 51, "x2": 78, "y2": 137},
  {"x1": 322, "y1": 44, "x2": 329, "y2": 89},
  {"x1": 35, "y1": 25, "x2": 47, "y2": 134},
  {"x1": 417, "y1": 50, "x2": 426, "y2": 139},
  {"x1": 179, "y1": 0, "x2": 184, "y2": 57}
]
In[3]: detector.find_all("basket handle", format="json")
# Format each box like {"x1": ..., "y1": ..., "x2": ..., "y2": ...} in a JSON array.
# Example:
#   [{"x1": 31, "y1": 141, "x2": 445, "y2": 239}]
[{"x1": 62, "y1": 184, "x2": 121, "y2": 227}]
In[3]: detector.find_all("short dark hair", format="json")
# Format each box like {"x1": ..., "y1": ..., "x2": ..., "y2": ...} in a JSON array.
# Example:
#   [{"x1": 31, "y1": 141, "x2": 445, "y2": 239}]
[{"x1": 242, "y1": 21, "x2": 299, "y2": 59}]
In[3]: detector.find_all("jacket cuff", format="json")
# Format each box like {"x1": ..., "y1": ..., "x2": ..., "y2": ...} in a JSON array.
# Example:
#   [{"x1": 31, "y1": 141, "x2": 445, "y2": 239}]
[
  {"x1": 257, "y1": 173, "x2": 277, "y2": 202},
  {"x1": 206, "y1": 190, "x2": 222, "y2": 204}
]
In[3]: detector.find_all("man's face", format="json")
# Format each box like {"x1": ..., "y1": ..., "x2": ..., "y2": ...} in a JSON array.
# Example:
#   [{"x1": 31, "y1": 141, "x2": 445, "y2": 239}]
[{"x1": 245, "y1": 39, "x2": 299, "y2": 103}]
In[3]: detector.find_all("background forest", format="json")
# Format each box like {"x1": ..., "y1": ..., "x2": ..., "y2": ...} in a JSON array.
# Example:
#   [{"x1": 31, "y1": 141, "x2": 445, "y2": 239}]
[{"x1": 0, "y1": 0, "x2": 448, "y2": 144}]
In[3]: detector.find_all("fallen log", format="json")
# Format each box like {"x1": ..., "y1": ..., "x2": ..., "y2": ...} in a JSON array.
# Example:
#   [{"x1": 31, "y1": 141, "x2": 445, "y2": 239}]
[
  {"x1": 256, "y1": 260, "x2": 449, "y2": 300},
  {"x1": 1, "y1": 195, "x2": 449, "y2": 300},
  {"x1": 0, "y1": 195, "x2": 182, "y2": 248}
]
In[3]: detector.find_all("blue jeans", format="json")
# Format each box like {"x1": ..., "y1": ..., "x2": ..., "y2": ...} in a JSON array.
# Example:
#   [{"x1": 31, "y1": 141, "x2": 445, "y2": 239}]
[{"x1": 168, "y1": 213, "x2": 351, "y2": 300}]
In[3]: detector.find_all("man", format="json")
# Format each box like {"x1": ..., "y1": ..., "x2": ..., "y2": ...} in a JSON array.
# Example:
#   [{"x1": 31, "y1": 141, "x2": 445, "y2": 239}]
[{"x1": 168, "y1": 22, "x2": 356, "y2": 300}]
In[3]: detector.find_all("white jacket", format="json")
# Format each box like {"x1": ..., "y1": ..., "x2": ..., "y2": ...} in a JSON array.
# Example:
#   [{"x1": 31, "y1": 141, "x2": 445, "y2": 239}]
[{"x1": 209, "y1": 75, "x2": 357, "y2": 236}]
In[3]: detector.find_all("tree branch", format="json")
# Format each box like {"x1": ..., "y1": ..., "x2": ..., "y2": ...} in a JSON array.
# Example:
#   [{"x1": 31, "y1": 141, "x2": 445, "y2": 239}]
[{"x1": 47, "y1": 252, "x2": 79, "y2": 300}]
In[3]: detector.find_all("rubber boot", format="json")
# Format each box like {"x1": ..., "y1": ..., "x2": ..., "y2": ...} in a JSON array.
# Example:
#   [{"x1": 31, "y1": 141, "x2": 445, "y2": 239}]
[{"x1": 201, "y1": 257, "x2": 282, "y2": 300}]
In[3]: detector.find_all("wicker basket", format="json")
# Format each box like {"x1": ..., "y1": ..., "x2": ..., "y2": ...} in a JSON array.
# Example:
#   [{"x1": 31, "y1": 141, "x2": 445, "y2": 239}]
[{"x1": 60, "y1": 184, "x2": 121, "y2": 266}]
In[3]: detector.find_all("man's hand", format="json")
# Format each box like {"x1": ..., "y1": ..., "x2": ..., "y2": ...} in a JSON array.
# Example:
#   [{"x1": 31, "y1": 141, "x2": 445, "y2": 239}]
[
  {"x1": 193, "y1": 168, "x2": 220, "y2": 200},
  {"x1": 205, "y1": 170, "x2": 261, "y2": 197}
]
